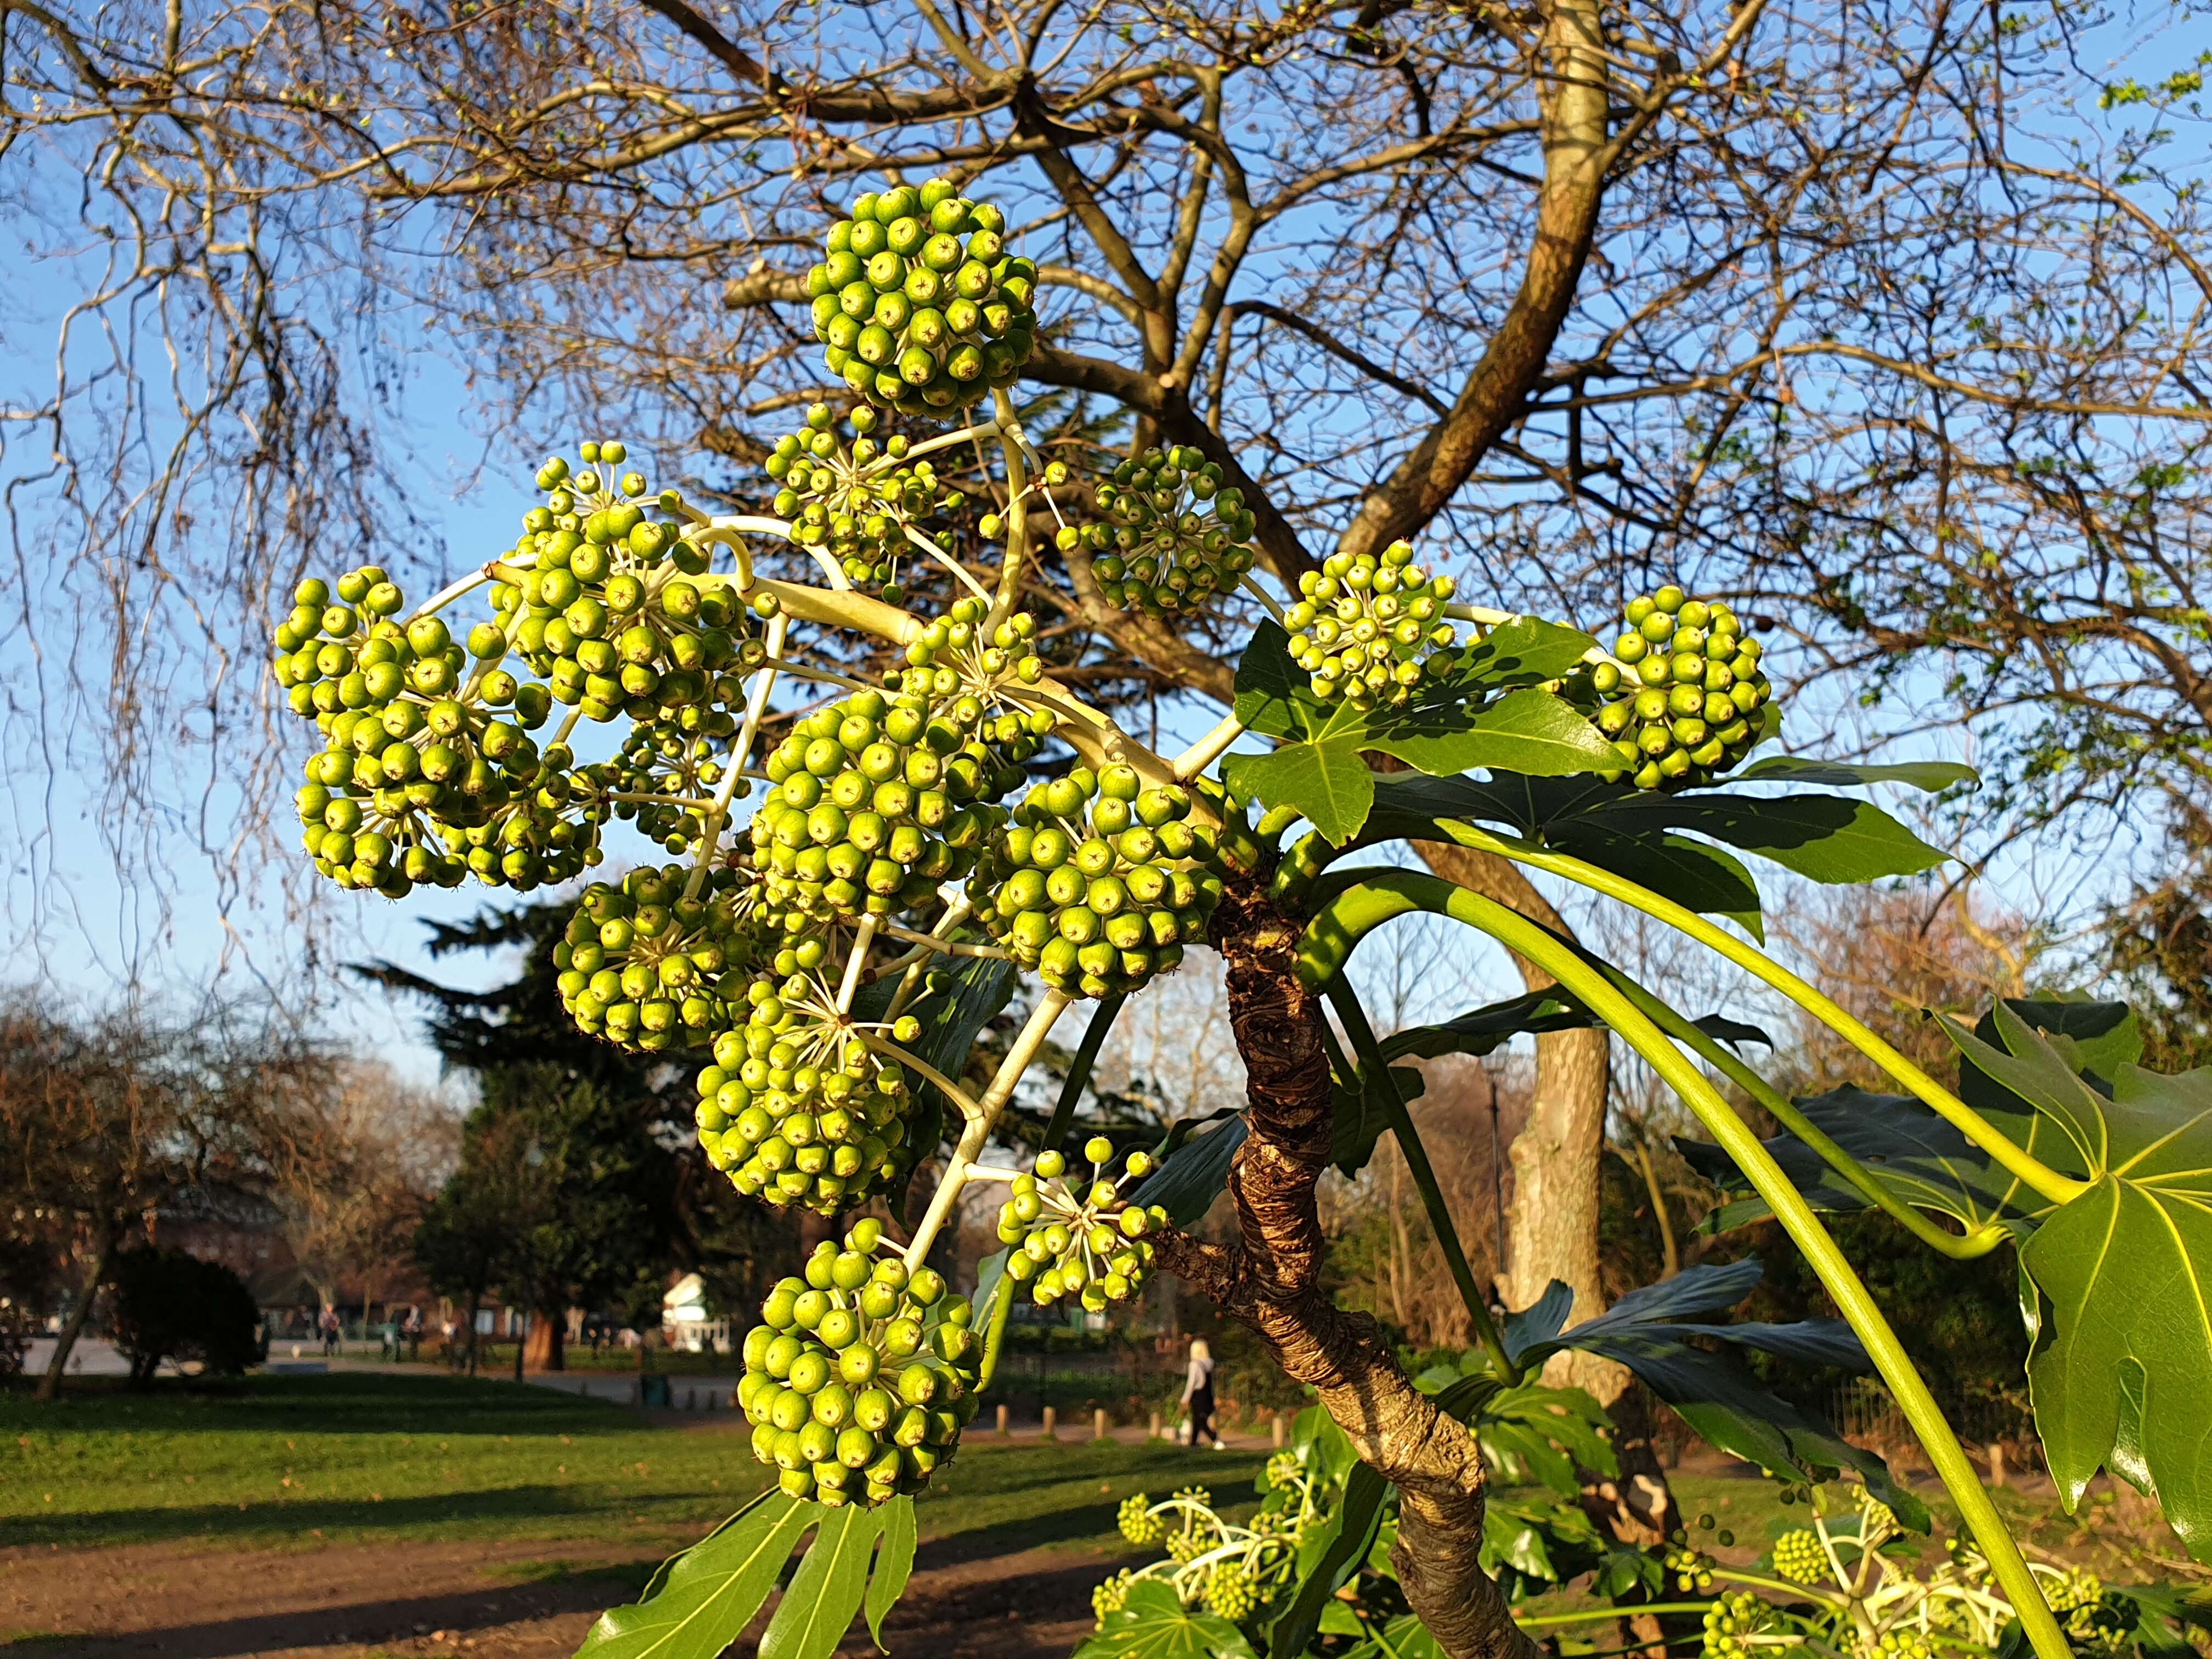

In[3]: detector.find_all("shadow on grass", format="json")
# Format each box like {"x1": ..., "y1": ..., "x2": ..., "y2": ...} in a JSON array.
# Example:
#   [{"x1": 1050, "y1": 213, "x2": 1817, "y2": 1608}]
[
  {"x1": 2, "y1": 1372, "x2": 642, "y2": 1441},
  {"x1": 2, "y1": 1486, "x2": 712, "y2": 1550},
  {"x1": 0, "y1": 1570, "x2": 660, "y2": 1659}
]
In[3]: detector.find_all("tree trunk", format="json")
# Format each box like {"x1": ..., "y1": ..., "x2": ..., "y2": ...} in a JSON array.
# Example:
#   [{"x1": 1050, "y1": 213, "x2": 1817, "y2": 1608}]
[
  {"x1": 514, "y1": 1312, "x2": 527, "y2": 1383},
  {"x1": 524, "y1": 1311, "x2": 563, "y2": 1372},
  {"x1": 38, "y1": 1218, "x2": 113, "y2": 1402},
  {"x1": 1158, "y1": 867, "x2": 1544, "y2": 1659},
  {"x1": 465, "y1": 1295, "x2": 481, "y2": 1376},
  {"x1": 1414, "y1": 841, "x2": 1623, "y2": 1401}
]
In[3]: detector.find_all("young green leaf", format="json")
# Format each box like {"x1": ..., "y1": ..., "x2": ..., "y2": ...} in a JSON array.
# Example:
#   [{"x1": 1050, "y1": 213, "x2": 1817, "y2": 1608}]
[
  {"x1": 1075, "y1": 1578, "x2": 1260, "y2": 1658},
  {"x1": 573, "y1": 1492, "x2": 813, "y2": 1659}
]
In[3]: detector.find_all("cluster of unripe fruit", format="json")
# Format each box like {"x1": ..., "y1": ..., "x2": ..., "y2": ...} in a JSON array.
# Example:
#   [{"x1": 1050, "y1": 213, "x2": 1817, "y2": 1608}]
[
  {"x1": 995, "y1": 1140, "x2": 1165, "y2": 1311},
  {"x1": 693, "y1": 951, "x2": 923, "y2": 1214},
  {"x1": 768, "y1": 404, "x2": 968, "y2": 601},
  {"x1": 737, "y1": 1221, "x2": 981, "y2": 1505},
  {"x1": 553, "y1": 864, "x2": 768, "y2": 1050},
  {"x1": 491, "y1": 444, "x2": 754, "y2": 732},
  {"x1": 1770, "y1": 1527, "x2": 1830, "y2": 1586},
  {"x1": 1700, "y1": 1590, "x2": 1777, "y2": 1659},
  {"x1": 967, "y1": 765, "x2": 1223, "y2": 998},
  {"x1": 748, "y1": 686, "x2": 1020, "y2": 929},
  {"x1": 1282, "y1": 540, "x2": 1460, "y2": 707},
  {"x1": 1070, "y1": 445, "x2": 1259, "y2": 617},
  {"x1": 276, "y1": 566, "x2": 602, "y2": 897},
  {"x1": 808, "y1": 178, "x2": 1037, "y2": 416},
  {"x1": 1583, "y1": 586, "x2": 1771, "y2": 789}
]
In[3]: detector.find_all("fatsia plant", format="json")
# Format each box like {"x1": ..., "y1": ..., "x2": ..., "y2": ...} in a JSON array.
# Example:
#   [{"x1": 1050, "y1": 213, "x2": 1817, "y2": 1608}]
[{"x1": 263, "y1": 175, "x2": 2193, "y2": 1659}]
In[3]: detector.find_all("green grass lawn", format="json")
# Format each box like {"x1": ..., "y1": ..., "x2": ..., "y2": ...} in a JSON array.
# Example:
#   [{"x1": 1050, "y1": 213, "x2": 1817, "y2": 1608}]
[{"x1": 1, "y1": 1372, "x2": 1266, "y2": 1559}]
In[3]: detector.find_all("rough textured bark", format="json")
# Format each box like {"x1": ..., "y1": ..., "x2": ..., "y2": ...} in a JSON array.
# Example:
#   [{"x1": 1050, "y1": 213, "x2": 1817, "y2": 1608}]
[
  {"x1": 1414, "y1": 840, "x2": 1622, "y2": 1401},
  {"x1": 523, "y1": 1312, "x2": 565, "y2": 1372},
  {"x1": 1158, "y1": 871, "x2": 1544, "y2": 1659}
]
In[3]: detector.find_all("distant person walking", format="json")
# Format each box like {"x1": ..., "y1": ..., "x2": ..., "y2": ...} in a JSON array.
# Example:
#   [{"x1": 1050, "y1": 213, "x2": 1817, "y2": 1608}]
[
  {"x1": 1181, "y1": 1337, "x2": 1224, "y2": 1450},
  {"x1": 404, "y1": 1310, "x2": 422, "y2": 1362},
  {"x1": 319, "y1": 1306, "x2": 340, "y2": 1357}
]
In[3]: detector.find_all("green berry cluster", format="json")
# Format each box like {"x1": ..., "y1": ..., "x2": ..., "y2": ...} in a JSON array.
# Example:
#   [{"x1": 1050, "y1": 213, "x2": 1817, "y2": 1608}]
[
  {"x1": 967, "y1": 764, "x2": 1222, "y2": 998},
  {"x1": 1701, "y1": 1590, "x2": 1775, "y2": 1659},
  {"x1": 996, "y1": 1139, "x2": 1165, "y2": 1311},
  {"x1": 1770, "y1": 1527, "x2": 1830, "y2": 1587},
  {"x1": 2046, "y1": 1567, "x2": 2104, "y2": 1615},
  {"x1": 1091, "y1": 1568, "x2": 1135, "y2": 1626},
  {"x1": 1201, "y1": 1560, "x2": 1258, "y2": 1621},
  {"x1": 809, "y1": 178, "x2": 1036, "y2": 416},
  {"x1": 695, "y1": 951, "x2": 921, "y2": 1214},
  {"x1": 749, "y1": 686, "x2": 1013, "y2": 928},
  {"x1": 1283, "y1": 540, "x2": 1460, "y2": 707},
  {"x1": 489, "y1": 442, "x2": 755, "y2": 730},
  {"x1": 1117, "y1": 1493, "x2": 1165, "y2": 1547},
  {"x1": 1585, "y1": 586, "x2": 1772, "y2": 789},
  {"x1": 769, "y1": 404, "x2": 968, "y2": 600},
  {"x1": 737, "y1": 1221, "x2": 980, "y2": 1505},
  {"x1": 553, "y1": 865, "x2": 770, "y2": 1049},
  {"x1": 601, "y1": 697, "x2": 749, "y2": 855},
  {"x1": 1861, "y1": 1628, "x2": 1934, "y2": 1659},
  {"x1": 898, "y1": 597, "x2": 1048, "y2": 692},
  {"x1": 276, "y1": 568, "x2": 602, "y2": 897},
  {"x1": 1070, "y1": 445, "x2": 1257, "y2": 617},
  {"x1": 1664, "y1": 1542, "x2": 1718, "y2": 1593}
]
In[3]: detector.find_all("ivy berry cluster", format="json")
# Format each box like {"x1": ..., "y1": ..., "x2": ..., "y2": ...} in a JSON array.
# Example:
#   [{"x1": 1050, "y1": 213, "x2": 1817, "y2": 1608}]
[{"x1": 995, "y1": 1139, "x2": 1166, "y2": 1311}]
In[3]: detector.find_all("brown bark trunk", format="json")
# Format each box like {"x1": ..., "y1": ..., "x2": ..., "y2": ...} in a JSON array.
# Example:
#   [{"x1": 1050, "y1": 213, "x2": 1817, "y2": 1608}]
[
  {"x1": 524, "y1": 1312, "x2": 563, "y2": 1372},
  {"x1": 1158, "y1": 870, "x2": 1542, "y2": 1659},
  {"x1": 38, "y1": 1218, "x2": 113, "y2": 1402},
  {"x1": 1414, "y1": 840, "x2": 1622, "y2": 1401}
]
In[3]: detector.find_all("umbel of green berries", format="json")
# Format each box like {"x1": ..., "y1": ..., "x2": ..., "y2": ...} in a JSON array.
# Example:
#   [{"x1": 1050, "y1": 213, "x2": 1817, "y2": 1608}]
[
  {"x1": 1072, "y1": 445, "x2": 1259, "y2": 617},
  {"x1": 1700, "y1": 1590, "x2": 1775, "y2": 1659},
  {"x1": 1283, "y1": 539, "x2": 1460, "y2": 707},
  {"x1": 749, "y1": 686, "x2": 1013, "y2": 929},
  {"x1": 1770, "y1": 1527, "x2": 1829, "y2": 1586},
  {"x1": 768, "y1": 404, "x2": 969, "y2": 601},
  {"x1": 554, "y1": 864, "x2": 771, "y2": 1050},
  {"x1": 737, "y1": 1222, "x2": 983, "y2": 1505},
  {"x1": 808, "y1": 178, "x2": 1037, "y2": 417},
  {"x1": 274, "y1": 567, "x2": 602, "y2": 898},
  {"x1": 967, "y1": 764, "x2": 1223, "y2": 998},
  {"x1": 1587, "y1": 586, "x2": 1773, "y2": 790},
  {"x1": 996, "y1": 1139, "x2": 1166, "y2": 1311},
  {"x1": 482, "y1": 442, "x2": 751, "y2": 731},
  {"x1": 693, "y1": 948, "x2": 922, "y2": 1214}
]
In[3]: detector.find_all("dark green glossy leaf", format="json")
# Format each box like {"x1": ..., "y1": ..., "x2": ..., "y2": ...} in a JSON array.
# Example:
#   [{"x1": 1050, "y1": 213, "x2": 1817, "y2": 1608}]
[
  {"x1": 853, "y1": 954, "x2": 1013, "y2": 1195},
  {"x1": 1545, "y1": 822, "x2": 1764, "y2": 939},
  {"x1": 1377, "y1": 686, "x2": 1620, "y2": 781},
  {"x1": 1222, "y1": 742, "x2": 1375, "y2": 847},
  {"x1": 1736, "y1": 756, "x2": 1980, "y2": 792},
  {"x1": 1075, "y1": 1579, "x2": 1260, "y2": 1658},
  {"x1": 1679, "y1": 1085, "x2": 2052, "y2": 1240},
  {"x1": 573, "y1": 1492, "x2": 812, "y2": 1659},
  {"x1": 1330, "y1": 1065, "x2": 1423, "y2": 1177},
  {"x1": 1131, "y1": 1114, "x2": 1248, "y2": 1226},
  {"x1": 1379, "y1": 990, "x2": 1769, "y2": 1064},
  {"x1": 1599, "y1": 793, "x2": 1951, "y2": 884},
  {"x1": 1269, "y1": 1462, "x2": 1389, "y2": 1659}
]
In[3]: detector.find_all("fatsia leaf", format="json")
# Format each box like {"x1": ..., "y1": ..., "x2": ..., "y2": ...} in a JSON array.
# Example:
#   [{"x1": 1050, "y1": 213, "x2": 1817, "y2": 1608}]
[
  {"x1": 1379, "y1": 990, "x2": 1772, "y2": 1066},
  {"x1": 864, "y1": 1498, "x2": 916, "y2": 1649},
  {"x1": 1269, "y1": 1463, "x2": 1389, "y2": 1659},
  {"x1": 1075, "y1": 1579, "x2": 1260, "y2": 1658},
  {"x1": 758, "y1": 1502, "x2": 890, "y2": 1659},
  {"x1": 1131, "y1": 1113, "x2": 1249, "y2": 1226},
  {"x1": 1224, "y1": 625, "x2": 1614, "y2": 843},
  {"x1": 1595, "y1": 793, "x2": 1951, "y2": 884},
  {"x1": 1506, "y1": 1263, "x2": 1924, "y2": 1528},
  {"x1": 1544, "y1": 823, "x2": 1765, "y2": 940},
  {"x1": 573, "y1": 1492, "x2": 813, "y2": 1659},
  {"x1": 1676, "y1": 1086, "x2": 2051, "y2": 1241},
  {"x1": 852, "y1": 953, "x2": 1013, "y2": 1197},
  {"x1": 1735, "y1": 756, "x2": 1980, "y2": 792},
  {"x1": 1330, "y1": 1065, "x2": 1423, "y2": 1177},
  {"x1": 1943, "y1": 1005, "x2": 2212, "y2": 1558}
]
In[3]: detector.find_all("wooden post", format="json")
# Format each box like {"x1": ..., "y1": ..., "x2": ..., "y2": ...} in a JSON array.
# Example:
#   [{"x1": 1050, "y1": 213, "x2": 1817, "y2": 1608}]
[
  {"x1": 1149, "y1": 1412, "x2": 1162, "y2": 1441},
  {"x1": 1094, "y1": 1408, "x2": 1108, "y2": 1441},
  {"x1": 686, "y1": 1388, "x2": 697, "y2": 1412},
  {"x1": 1988, "y1": 1441, "x2": 2007, "y2": 1489},
  {"x1": 1042, "y1": 1406, "x2": 1057, "y2": 1440},
  {"x1": 1272, "y1": 1413, "x2": 1285, "y2": 1449},
  {"x1": 996, "y1": 1403, "x2": 1010, "y2": 1436}
]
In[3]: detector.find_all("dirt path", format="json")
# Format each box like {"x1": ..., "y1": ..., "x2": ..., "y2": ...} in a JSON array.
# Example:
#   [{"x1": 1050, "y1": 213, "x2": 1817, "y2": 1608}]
[{"x1": 0, "y1": 1534, "x2": 1110, "y2": 1658}]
